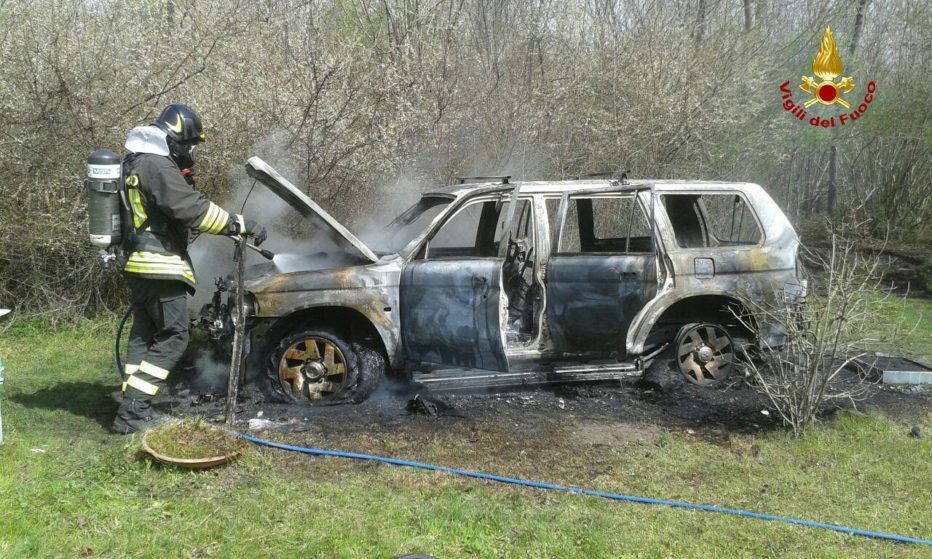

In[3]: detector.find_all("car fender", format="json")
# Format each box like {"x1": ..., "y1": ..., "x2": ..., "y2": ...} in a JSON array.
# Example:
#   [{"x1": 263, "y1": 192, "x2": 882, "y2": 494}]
[
  {"x1": 255, "y1": 290, "x2": 402, "y2": 369},
  {"x1": 626, "y1": 286, "x2": 758, "y2": 355}
]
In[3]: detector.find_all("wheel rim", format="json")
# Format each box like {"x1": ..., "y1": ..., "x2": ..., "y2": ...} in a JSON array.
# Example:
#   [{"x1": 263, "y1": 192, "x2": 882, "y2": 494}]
[
  {"x1": 278, "y1": 337, "x2": 350, "y2": 401},
  {"x1": 675, "y1": 323, "x2": 734, "y2": 386}
]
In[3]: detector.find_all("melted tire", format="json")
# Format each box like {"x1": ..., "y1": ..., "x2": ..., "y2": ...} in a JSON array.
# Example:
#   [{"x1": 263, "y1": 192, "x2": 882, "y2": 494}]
[
  {"x1": 637, "y1": 345, "x2": 679, "y2": 392},
  {"x1": 349, "y1": 341, "x2": 384, "y2": 403}
]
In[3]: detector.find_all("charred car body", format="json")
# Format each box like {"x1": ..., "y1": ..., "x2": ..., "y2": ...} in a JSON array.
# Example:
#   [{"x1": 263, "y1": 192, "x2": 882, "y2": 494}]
[{"x1": 199, "y1": 157, "x2": 804, "y2": 404}]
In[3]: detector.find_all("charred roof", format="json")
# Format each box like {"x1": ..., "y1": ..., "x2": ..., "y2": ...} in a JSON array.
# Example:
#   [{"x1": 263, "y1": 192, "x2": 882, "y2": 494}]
[{"x1": 424, "y1": 179, "x2": 765, "y2": 198}]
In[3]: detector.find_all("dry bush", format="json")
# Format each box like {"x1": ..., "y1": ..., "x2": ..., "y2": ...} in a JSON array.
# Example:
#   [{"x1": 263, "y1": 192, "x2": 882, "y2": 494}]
[
  {"x1": 736, "y1": 228, "x2": 905, "y2": 437},
  {"x1": 0, "y1": 0, "x2": 929, "y2": 319}
]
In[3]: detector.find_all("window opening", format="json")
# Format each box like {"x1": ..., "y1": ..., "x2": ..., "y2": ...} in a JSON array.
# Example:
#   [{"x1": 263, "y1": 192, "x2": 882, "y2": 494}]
[
  {"x1": 424, "y1": 198, "x2": 499, "y2": 258},
  {"x1": 662, "y1": 193, "x2": 762, "y2": 248},
  {"x1": 558, "y1": 195, "x2": 651, "y2": 254}
]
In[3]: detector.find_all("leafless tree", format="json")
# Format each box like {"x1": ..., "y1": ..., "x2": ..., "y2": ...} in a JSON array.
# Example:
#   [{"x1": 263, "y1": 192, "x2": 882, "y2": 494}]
[
  {"x1": 735, "y1": 227, "x2": 908, "y2": 437},
  {"x1": 0, "y1": 0, "x2": 928, "y2": 318}
]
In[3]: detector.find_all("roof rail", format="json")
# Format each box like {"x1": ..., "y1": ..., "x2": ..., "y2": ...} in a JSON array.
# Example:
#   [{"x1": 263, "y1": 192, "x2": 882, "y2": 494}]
[
  {"x1": 456, "y1": 175, "x2": 511, "y2": 185},
  {"x1": 573, "y1": 170, "x2": 629, "y2": 184}
]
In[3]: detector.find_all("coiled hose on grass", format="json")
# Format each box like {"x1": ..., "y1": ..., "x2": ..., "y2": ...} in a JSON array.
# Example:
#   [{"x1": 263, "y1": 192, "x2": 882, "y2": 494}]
[{"x1": 234, "y1": 431, "x2": 932, "y2": 547}]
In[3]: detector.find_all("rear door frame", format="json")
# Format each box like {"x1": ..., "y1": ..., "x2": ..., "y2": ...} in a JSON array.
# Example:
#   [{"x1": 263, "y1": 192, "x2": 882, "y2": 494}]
[{"x1": 545, "y1": 185, "x2": 660, "y2": 358}]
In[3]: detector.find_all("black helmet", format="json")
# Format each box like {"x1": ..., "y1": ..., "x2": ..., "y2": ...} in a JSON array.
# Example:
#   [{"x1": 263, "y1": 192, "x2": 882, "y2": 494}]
[{"x1": 153, "y1": 103, "x2": 206, "y2": 145}]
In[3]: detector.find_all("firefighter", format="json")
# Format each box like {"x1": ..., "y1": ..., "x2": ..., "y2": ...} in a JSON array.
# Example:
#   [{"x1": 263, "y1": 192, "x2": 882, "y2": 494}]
[{"x1": 112, "y1": 103, "x2": 267, "y2": 434}]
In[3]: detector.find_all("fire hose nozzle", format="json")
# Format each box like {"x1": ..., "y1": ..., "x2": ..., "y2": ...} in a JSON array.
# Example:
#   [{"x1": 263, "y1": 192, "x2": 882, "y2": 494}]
[{"x1": 246, "y1": 243, "x2": 275, "y2": 261}]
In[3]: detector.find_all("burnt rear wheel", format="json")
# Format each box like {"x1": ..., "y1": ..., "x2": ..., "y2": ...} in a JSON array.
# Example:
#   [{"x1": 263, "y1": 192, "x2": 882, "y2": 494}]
[{"x1": 674, "y1": 322, "x2": 734, "y2": 387}]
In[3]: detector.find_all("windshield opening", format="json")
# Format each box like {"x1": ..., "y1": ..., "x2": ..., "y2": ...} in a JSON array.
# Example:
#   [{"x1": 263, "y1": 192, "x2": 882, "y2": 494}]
[{"x1": 365, "y1": 196, "x2": 451, "y2": 255}]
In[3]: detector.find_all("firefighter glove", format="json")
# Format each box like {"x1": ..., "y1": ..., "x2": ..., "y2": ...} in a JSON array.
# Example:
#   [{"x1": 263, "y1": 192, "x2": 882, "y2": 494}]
[{"x1": 244, "y1": 219, "x2": 268, "y2": 246}]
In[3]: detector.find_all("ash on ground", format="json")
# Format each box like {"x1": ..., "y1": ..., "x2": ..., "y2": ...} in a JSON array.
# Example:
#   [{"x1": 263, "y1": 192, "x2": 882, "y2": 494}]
[{"x1": 158, "y1": 363, "x2": 930, "y2": 449}]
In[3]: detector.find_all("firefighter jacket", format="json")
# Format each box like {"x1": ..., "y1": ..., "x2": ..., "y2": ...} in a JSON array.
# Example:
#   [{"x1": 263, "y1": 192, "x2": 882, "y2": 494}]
[{"x1": 121, "y1": 126, "x2": 242, "y2": 293}]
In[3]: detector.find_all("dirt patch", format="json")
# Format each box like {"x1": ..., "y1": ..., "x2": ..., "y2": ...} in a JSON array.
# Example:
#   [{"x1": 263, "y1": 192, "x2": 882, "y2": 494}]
[{"x1": 572, "y1": 420, "x2": 664, "y2": 447}]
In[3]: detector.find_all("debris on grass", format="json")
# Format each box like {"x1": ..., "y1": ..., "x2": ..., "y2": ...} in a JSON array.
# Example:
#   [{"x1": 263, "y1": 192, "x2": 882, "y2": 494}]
[
  {"x1": 247, "y1": 418, "x2": 278, "y2": 432},
  {"x1": 406, "y1": 394, "x2": 455, "y2": 417}
]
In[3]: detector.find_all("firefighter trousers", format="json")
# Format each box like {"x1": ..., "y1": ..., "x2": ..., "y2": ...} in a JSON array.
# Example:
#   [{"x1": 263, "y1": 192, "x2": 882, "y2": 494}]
[{"x1": 120, "y1": 276, "x2": 189, "y2": 404}]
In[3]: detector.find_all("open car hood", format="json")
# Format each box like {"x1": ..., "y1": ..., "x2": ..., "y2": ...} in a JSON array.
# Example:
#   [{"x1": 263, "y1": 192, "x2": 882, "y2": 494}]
[{"x1": 245, "y1": 157, "x2": 379, "y2": 264}]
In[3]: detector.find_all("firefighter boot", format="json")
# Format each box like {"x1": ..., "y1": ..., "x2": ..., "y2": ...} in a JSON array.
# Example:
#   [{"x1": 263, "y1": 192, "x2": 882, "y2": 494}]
[{"x1": 111, "y1": 398, "x2": 168, "y2": 435}]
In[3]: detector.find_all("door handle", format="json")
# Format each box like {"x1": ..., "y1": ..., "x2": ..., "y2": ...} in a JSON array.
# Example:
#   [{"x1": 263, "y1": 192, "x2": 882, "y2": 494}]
[
  {"x1": 609, "y1": 267, "x2": 638, "y2": 279},
  {"x1": 472, "y1": 275, "x2": 488, "y2": 288},
  {"x1": 694, "y1": 258, "x2": 714, "y2": 279}
]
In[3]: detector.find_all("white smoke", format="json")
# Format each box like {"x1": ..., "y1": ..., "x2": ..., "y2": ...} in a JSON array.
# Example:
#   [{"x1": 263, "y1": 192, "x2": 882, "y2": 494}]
[
  {"x1": 188, "y1": 132, "x2": 303, "y2": 311},
  {"x1": 356, "y1": 170, "x2": 431, "y2": 248}
]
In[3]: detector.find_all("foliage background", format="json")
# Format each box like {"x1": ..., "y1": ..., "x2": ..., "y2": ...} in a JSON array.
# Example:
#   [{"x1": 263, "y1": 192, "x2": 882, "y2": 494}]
[{"x1": 0, "y1": 0, "x2": 929, "y2": 319}]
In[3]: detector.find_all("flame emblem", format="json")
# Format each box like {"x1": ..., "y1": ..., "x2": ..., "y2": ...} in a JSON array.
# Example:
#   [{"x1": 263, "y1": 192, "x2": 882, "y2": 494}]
[
  {"x1": 800, "y1": 26, "x2": 855, "y2": 109},
  {"x1": 166, "y1": 114, "x2": 183, "y2": 134}
]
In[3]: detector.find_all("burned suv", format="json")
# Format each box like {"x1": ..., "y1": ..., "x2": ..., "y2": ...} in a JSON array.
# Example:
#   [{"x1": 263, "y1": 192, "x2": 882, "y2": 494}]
[{"x1": 201, "y1": 158, "x2": 802, "y2": 404}]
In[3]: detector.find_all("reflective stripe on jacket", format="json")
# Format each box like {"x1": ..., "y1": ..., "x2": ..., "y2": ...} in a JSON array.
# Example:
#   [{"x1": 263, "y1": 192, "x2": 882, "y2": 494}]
[{"x1": 121, "y1": 152, "x2": 238, "y2": 292}]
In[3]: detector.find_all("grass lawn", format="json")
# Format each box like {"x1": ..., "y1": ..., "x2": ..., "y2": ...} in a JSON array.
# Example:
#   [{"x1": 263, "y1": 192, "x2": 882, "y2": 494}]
[
  {"x1": 0, "y1": 309, "x2": 930, "y2": 558},
  {"x1": 862, "y1": 292, "x2": 932, "y2": 364}
]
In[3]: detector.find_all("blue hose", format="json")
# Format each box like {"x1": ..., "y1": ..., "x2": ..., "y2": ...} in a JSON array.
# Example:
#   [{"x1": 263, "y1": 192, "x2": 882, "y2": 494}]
[
  {"x1": 114, "y1": 306, "x2": 132, "y2": 381},
  {"x1": 234, "y1": 431, "x2": 931, "y2": 547}
]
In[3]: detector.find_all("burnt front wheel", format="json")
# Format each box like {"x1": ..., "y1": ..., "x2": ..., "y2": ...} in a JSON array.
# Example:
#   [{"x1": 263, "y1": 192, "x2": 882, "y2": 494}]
[
  {"x1": 267, "y1": 326, "x2": 384, "y2": 404},
  {"x1": 674, "y1": 323, "x2": 734, "y2": 387}
]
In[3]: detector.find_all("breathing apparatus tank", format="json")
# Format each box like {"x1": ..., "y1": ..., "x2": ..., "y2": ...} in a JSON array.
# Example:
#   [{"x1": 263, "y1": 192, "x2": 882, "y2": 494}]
[{"x1": 85, "y1": 149, "x2": 123, "y2": 248}]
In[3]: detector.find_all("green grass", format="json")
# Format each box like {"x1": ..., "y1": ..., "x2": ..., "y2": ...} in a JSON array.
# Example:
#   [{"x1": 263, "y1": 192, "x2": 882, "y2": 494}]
[
  {"x1": 0, "y1": 317, "x2": 930, "y2": 558},
  {"x1": 862, "y1": 293, "x2": 932, "y2": 364}
]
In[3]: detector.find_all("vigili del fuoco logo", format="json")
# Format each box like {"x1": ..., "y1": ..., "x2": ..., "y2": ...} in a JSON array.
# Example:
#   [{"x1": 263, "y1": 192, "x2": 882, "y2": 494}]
[{"x1": 780, "y1": 26, "x2": 876, "y2": 127}]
